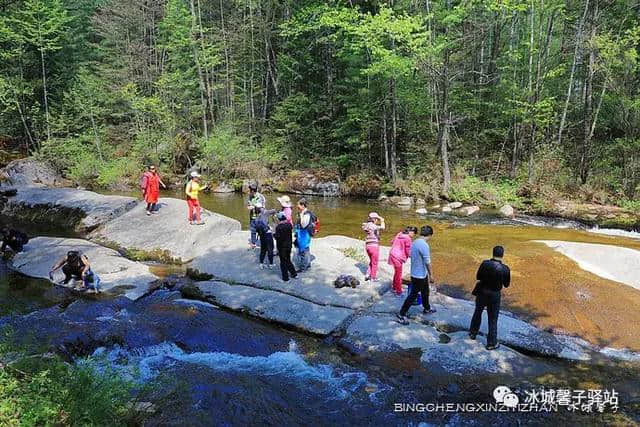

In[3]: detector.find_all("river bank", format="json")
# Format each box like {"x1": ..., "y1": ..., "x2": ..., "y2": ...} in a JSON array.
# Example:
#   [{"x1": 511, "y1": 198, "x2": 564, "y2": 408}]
[
  {"x1": 4, "y1": 158, "x2": 638, "y2": 231},
  {"x1": 1, "y1": 162, "x2": 640, "y2": 423}
]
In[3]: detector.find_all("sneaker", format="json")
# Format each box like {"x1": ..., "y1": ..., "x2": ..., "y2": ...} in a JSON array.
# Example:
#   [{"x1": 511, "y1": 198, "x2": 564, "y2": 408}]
[
  {"x1": 189, "y1": 221, "x2": 195, "y2": 225},
  {"x1": 364, "y1": 276, "x2": 371, "y2": 281},
  {"x1": 423, "y1": 308, "x2": 437, "y2": 314},
  {"x1": 259, "y1": 264, "x2": 265, "y2": 270},
  {"x1": 486, "y1": 344, "x2": 500, "y2": 351},
  {"x1": 268, "y1": 264, "x2": 274, "y2": 270},
  {"x1": 468, "y1": 333, "x2": 477, "y2": 340},
  {"x1": 395, "y1": 313, "x2": 409, "y2": 325},
  {"x1": 146, "y1": 211, "x2": 151, "y2": 216},
  {"x1": 196, "y1": 222, "x2": 205, "y2": 225},
  {"x1": 291, "y1": 274, "x2": 298, "y2": 279},
  {"x1": 282, "y1": 278, "x2": 290, "y2": 282}
]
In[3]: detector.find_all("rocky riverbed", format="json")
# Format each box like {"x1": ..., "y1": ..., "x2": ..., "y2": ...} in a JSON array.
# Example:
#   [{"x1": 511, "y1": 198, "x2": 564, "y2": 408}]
[{"x1": 2, "y1": 161, "x2": 640, "y2": 423}]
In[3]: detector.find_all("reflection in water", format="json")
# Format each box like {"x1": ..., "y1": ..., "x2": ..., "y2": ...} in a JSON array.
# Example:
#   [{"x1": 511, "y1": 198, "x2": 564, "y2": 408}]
[{"x1": 0, "y1": 261, "x2": 71, "y2": 316}]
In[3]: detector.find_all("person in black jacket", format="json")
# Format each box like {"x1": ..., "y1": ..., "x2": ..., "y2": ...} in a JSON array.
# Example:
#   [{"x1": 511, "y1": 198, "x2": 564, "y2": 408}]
[
  {"x1": 1, "y1": 226, "x2": 28, "y2": 253},
  {"x1": 469, "y1": 245, "x2": 511, "y2": 350},
  {"x1": 274, "y1": 212, "x2": 297, "y2": 282}
]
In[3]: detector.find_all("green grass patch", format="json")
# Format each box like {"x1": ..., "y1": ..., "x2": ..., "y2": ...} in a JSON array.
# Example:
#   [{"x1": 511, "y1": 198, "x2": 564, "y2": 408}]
[{"x1": 0, "y1": 334, "x2": 143, "y2": 426}]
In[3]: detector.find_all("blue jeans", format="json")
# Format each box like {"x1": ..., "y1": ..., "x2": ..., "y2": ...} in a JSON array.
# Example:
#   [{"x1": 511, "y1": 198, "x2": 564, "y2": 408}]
[
  {"x1": 297, "y1": 247, "x2": 311, "y2": 271},
  {"x1": 249, "y1": 219, "x2": 259, "y2": 246},
  {"x1": 83, "y1": 271, "x2": 101, "y2": 291}
]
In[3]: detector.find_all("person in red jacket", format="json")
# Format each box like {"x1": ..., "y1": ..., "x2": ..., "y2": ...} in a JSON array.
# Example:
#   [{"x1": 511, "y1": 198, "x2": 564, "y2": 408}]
[{"x1": 140, "y1": 165, "x2": 166, "y2": 216}]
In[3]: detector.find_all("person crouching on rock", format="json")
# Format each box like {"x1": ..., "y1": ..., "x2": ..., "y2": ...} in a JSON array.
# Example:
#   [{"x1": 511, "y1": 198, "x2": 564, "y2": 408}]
[
  {"x1": 185, "y1": 171, "x2": 207, "y2": 225},
  {"x1": 468, "y1": 245, "x2": 511, "y2": 350},
  {"x1": 49, "y1": 250, "x2": 95, "y2": 291},
  {"x1": 274, "y1": 211, "x2": 297, "y2": 282},
  {"x1": 396, "y1": 226, "x2": 436, "y2": 325},
  {"x1": 387, "y1": 226, "x2": 417, "y2": 296},
  {"x1": 362, "y1": 212, "x2": 385, "y2": 282},
  {"x1": 1, "y1": 226, "x2": 29, "y2": 253},
  {"x1": 140, "y1": 165, "x2": 166, "y2": 216},
  {"x1": 254, "y1": 203, "x2": 276, "y2": 269}
]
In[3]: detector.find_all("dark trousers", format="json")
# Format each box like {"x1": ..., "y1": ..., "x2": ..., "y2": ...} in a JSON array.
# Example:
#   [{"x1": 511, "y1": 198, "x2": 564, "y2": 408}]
[
  {"x1": 469, "y1": 289, "x2": 501, "y2": 346},
  {"x1": 62, "y1": 264, "x2": 82, "y2": 284},
  {"x1": 249, "y1": 219, "x2": 259, "y2": 246},
  {"x1": 278, "y1": 247, "x2": 297, "y2": 281},
  {"x1": 400, "y1": 276, "x2": 431, "y2": 316},
  {"x1": 259, "y1": 232, "x2": 274, "y2": 264}
]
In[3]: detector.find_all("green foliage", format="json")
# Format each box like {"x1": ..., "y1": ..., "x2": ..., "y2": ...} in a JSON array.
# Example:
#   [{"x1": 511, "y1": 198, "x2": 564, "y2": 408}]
[
  {"x1": 0, "y1": 337, "x2": 139, "y2": 425},
  {"x1": 199, "y1": 123, "x2": 283, "y2": 177},
  {"x1": 448, "y1": 175, "x2": 525, "y2": 208}
]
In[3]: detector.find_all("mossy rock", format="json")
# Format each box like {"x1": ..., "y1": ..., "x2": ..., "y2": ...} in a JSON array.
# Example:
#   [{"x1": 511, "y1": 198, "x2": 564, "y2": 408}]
[{"x1": 185, "y1": 267, "x2": 214, "y2": 281}]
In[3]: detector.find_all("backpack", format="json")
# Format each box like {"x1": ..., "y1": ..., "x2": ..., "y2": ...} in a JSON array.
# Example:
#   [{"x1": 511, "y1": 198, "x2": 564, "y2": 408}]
[
  {"x1": 305, "y1": 211, "x2": 320, "y2": 236},
  {"x1": 255, "y1": 217, "x2": 270, "y2": 235}
]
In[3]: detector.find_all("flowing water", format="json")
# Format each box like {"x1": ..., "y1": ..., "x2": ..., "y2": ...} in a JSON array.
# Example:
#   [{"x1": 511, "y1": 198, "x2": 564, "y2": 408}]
[
  {"x1": 147, "y1": 190, "x2": 640, "y2": 352},
  {"x1": 2, "y1": 190, "x2": 640, "y2": 424}
]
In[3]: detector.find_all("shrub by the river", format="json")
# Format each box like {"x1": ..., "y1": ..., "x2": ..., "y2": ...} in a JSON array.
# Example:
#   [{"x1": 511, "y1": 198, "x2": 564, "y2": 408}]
[{"x1": 0, "y1": 338, "x2": 143, "y2": 425}]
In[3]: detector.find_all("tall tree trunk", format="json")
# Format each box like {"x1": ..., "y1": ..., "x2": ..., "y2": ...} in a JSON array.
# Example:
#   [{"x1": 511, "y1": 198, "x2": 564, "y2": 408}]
[
  {"x1": 580, "y1": 1, "x2": 597, "y2": 184},
  {"x1": 189, "y1": 0, "x2": 208, "y2": 138},
  {"x1": 439, "y1": 113, "x2": 451, "y2": 194},
  {"x1": 558, "y1": 0, "x2": 589, "y2": 146},
  {"x1": 40, "y1": 50, "x2": 50, "y2": 142},
  {"x1": 389, "y1": 78, "x2": 398, "y2": 182}
]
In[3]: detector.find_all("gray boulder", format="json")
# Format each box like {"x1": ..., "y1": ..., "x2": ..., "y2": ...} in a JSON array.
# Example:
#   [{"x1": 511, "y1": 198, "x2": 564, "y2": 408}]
[
  {"x1": 415, "y1": 198, "x2": 426, "y2": 206},
  {"x1": 212, "y1": 182, "x2": 235, "y2": 193},
  {"x1": 191, "y1": 281, "x2": 354, "y2": 335},
  {"x1": 499, "y1": 204, "x2": 515, "y2": 218},
  {"x1": 10, "y1": 237, "x2": 157, "y2": 300},
  {"x1": 447, "y1": 201, "x2": 463, "y2": 209},
  {"x1": 0, "y1": 158, "x2": 70, "y2": 188},
  {"x1": 90, "y1": 197, "x2": 241, "y2": 262},
  {"x1": 459, "y1": 205, "x2": 480, "y2": 216},
  {"x1": 0, "y1": 187, "x2": 137, "y2": 232},
  {"x1": 341, "y1": 314, "x2": 548, "y2": 376},
  {"x1": 190, "y1": 233, "x2": 392, "y2": 309},
  {"x1": 415, "y1": 208, "x2": 428, "y2": 215},
  {"x1": 370, "y1": 291, "x2": 570, "y2": 358},
  {"x1": 441, "y1": 206, "x2": 452, "y2": 213}
]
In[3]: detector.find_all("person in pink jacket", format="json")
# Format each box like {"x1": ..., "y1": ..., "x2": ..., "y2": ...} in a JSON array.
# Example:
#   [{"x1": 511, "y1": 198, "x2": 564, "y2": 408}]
[{"x1": 388, "y1": 226, "x2": 417, "y2": 296}]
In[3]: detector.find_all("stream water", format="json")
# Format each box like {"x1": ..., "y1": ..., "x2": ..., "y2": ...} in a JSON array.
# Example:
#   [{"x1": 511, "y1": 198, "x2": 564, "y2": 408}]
[{"x1": 2, "y1": 190, "x2": 640, "y2": 425}]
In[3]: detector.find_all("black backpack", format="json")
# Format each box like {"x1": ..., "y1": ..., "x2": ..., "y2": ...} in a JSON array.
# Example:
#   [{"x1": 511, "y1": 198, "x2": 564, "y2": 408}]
[{"x1": 305, "y1": 211, "x2": 319, "y2": 236}]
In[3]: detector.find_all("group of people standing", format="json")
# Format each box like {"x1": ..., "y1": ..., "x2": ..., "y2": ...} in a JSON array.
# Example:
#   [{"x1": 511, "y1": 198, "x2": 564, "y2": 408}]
[
  {"x1": 362, "y1": 215, "x2": 511, "y2": 351},
  {"x1": 246, "y1": 184, "x2": 316, "y2": 282},
  {"x1": 139, "y1": 166, "x2": 512, "y2": 350}
]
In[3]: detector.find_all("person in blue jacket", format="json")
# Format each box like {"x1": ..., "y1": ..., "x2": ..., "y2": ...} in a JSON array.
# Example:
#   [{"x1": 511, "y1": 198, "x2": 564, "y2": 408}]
[{"x1": 294, "y1": 198, "x2": 313, "y2": 272}]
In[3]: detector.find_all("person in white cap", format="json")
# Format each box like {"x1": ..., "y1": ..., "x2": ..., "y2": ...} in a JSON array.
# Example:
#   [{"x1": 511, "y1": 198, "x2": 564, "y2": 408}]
[
  {"x1": 277, "y1": 195, "x2": 293, "y2": 225},
  {"x1": 362, "y1": 212, "x2": 385, "y2": 281},
  {"x1": 185, "y1": 171, "x2": 208, "y2": 225}
]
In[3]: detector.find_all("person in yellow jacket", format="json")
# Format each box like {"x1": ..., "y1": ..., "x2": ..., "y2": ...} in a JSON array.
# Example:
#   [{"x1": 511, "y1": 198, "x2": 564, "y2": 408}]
[{"x1": 185, "y1": 171, "x2": 208, "y2": 225}]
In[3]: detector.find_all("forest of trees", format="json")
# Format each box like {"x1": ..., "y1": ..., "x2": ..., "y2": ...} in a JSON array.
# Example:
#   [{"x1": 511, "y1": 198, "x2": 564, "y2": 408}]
[{"x1": 0, "y1": 0, "x2": 639, "y2": 205}]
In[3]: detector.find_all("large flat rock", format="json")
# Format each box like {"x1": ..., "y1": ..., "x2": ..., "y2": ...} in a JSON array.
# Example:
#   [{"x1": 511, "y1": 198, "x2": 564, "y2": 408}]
[
  {"x1": 10, "y1": 237, "x2": 157, "y2": 300},
  {"x1": 0, "y1": 158, "x2": 70, "y2": 188},
  {"x1": 342, "y1": 314, "x2": 547, "y2": 376},
  {"x1": 535, "y1": 240, "x2": 640, "y2": 291},
  {"x1": 371, "y1": 291, "x2": 569, "y2": 358},
  {"x1": 190, "y1": 281, "x2": 354, "y2": 335},
  {"x1": 91, "y1": 198, "x2": 241, "y2": 262},
  {"x1": 1, "y1": 187, "x2": 137, "y2": 231},
  {"x1": 190, "y1": 233, "x2": 392, "y2": 309}
]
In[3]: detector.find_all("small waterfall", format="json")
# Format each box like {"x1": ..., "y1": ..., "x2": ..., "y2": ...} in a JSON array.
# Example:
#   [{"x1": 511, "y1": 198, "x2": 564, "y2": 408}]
[{"x1": 83, "y1": 340, "x2": 384, "y2": 402}]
